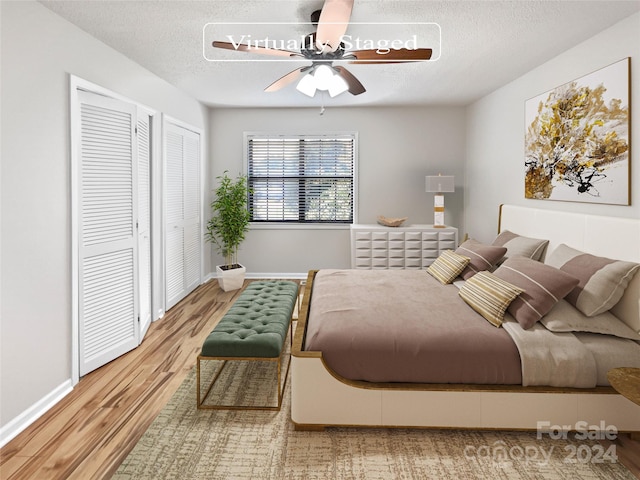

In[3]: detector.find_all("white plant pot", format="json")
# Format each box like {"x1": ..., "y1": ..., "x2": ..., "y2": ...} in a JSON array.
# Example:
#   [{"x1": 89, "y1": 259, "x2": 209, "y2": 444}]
[{"x1": 216, "y1": 264, "x2": 246, "y2": 292}]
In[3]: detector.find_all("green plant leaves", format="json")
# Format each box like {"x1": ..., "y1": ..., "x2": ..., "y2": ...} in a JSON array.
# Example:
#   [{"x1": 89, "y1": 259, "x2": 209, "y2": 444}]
[{"x1": 205, "y1": 171, "x2": 251, "y2": 267}]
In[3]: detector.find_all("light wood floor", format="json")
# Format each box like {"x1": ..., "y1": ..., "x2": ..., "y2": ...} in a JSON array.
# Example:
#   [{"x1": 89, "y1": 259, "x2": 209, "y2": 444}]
[
  {"x1": 0, "y1": 279, "x2": 250, "y2": 480},
  {"x1": 1, "y1": 278, "x2": 639, "y2": 480}
]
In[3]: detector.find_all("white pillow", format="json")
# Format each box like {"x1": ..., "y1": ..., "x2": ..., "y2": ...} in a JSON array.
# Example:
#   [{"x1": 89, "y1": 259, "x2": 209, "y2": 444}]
[{"x1": 540, "y1": 300, "x2": 640, "y2": 341}]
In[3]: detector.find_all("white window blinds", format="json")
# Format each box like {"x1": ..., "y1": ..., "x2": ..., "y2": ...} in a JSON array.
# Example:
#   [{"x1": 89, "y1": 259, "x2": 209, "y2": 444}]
[{"x1": 247, "y1": 134, "x2": 355, "y2": 223}]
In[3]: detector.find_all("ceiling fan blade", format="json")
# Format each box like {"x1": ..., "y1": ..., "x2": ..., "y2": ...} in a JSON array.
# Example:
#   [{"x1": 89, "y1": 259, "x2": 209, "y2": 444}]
[
  {"x1": 265, "y1": 67, "x2": 308, "y2": 92},
  {"x1": 315, "y1": 0, "x2": 354, "y2": 53},
  {"x1": 349, "y1": 48, "x2": 433, "y2": 63},
  {"x1": 212, "y1": 41, "x2": 302, "y2": 58},
  {"x1": 334, "y1": 66, "x2": 366, "y2": 95}
]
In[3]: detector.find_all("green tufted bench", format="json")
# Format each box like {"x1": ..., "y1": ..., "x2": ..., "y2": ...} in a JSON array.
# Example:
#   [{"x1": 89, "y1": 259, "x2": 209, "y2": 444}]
[{"x1": 197, "y1": 280, "x2": 299, "y2": 410}]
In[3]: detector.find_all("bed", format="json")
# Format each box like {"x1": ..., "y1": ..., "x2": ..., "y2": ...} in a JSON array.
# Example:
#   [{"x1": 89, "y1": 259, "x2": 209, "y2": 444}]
[{"x1": 291, "y1": 204, "x2": 640, "y2": 431}]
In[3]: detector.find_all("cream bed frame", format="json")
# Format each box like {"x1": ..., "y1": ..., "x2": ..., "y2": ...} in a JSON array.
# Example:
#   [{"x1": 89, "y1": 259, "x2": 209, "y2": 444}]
[{"x1": 291, "y1": 204, "x2": 640, "y2": 431}]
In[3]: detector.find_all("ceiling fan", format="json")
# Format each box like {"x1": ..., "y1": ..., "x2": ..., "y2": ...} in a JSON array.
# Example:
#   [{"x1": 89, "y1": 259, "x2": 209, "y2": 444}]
[{"x1": 211, "y1": 0, "x2": 433, "y2": 97}]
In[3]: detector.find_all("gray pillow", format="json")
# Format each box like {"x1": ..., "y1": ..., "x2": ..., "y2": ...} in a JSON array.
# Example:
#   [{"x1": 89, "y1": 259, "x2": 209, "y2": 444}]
[
  {"x1": 492, "y1": 230, "x2": 549, "y2": 262},
  {"x1": 546, "y1": 244, "x2": 640, "y2": 317}
]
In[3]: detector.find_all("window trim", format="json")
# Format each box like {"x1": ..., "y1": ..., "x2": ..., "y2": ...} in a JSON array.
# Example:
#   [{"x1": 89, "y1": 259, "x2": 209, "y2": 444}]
[{"x1": 243, "y1": 132, "x2": 358, "y2": 227}]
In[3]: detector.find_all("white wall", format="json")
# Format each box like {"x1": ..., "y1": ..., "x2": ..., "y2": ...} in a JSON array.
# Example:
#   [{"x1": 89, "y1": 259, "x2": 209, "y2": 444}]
[
  {"x1": 0, "y1": 1, "x2": 208, "y2": 442},
  {"x1": 208, "y1": 106, "x2": 467, "y2": 276},
  {"x1": 465, "y1": 13, "x2": 640, "y2": 243}
]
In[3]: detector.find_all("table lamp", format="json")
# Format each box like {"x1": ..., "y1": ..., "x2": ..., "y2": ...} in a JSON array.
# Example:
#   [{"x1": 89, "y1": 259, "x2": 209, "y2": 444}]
[{"x1": 425, "y1": 175, "x2": 455, "y2": 228}]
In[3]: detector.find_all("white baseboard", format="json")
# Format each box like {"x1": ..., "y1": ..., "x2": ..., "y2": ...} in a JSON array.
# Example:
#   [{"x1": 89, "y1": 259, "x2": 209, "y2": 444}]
[
  {"x1": 0, "y1": 379, "x2": 73, "y2": 448},
  {"x1": 245, "y1": 272, "x2": 308, "y2": 280},
  {"x1": 205, "y1": 271, "x2": 308, "y2": 280}
]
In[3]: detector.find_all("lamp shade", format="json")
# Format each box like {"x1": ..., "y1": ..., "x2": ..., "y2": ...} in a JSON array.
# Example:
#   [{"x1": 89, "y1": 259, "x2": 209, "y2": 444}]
[{"x1": 425, "y1": 175, "x2": 455, "y2": 193}]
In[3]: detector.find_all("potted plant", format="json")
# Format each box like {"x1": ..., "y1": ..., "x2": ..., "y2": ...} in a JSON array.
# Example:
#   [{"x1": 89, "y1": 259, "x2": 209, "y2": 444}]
[{"x1": 206, "y1": 171, "x2": 251, "y2": 292}]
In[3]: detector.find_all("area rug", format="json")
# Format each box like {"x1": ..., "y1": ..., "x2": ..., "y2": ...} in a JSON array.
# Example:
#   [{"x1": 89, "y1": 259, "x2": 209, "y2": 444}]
[{"x1": 113, "y1": 359, "x2": 634, "y2": 480}]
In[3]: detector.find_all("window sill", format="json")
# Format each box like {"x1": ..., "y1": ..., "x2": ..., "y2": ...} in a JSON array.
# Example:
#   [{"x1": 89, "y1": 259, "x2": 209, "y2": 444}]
[{"x1": 249, "y1": 223, "x2": 351, "y2": 231}]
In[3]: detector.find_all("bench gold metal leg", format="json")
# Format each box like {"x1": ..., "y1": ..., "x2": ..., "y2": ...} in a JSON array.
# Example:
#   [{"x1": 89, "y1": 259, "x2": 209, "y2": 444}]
[
  {"x1": 197, "y1": 357, "x2": 229, "y2": 408},
  {"x1": 196, "y1": 322, "x2": 292, "y2": 411}
]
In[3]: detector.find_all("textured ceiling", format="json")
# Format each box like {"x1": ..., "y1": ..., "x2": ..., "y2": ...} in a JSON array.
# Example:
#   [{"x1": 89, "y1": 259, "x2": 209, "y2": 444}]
[{"x1": 40, "y1": 0, "x2": 640, "y2": 108}]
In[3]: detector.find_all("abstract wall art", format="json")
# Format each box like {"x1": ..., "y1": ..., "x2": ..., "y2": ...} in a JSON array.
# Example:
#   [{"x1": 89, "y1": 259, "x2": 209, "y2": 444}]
[{"x1": 525, "y1": 58, "x2": 630, "y2": 204}]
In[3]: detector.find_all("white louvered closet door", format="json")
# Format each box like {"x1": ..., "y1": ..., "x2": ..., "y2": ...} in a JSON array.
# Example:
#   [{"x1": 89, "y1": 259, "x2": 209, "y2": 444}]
[
  {"x1": 78, "y1": 91, "x2": 139, "y2": 376},
  {"x1": 164, "y1": 121, "x2": 201, "y2": 310},
  {"x1": 183, "y1": 132, "x2": 201, "y2": 294},
  {"x1": 137, "y1": 113, "x2": 152, "y2": 338}
]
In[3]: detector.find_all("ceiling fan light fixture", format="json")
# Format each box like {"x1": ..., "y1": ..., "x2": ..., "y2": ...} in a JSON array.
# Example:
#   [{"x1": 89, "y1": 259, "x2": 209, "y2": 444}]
[
  {"x1": 296, "y1": 73, "x2": 317, "y2": 97},
  {"x1": 327, "y1": 74, "x2": 349, "y2": 97},
  {"x1": 296, "y1": 64, "x2": 348, "y2": 98},
  {"x1": 313, "y1": 64, "x2": 334, "y2": 88}
]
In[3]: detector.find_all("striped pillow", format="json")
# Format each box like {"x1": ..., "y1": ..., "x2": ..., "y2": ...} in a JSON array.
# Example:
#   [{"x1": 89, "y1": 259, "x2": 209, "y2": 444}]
[
  {"x1": 427, "y1": 250, "x2": 470, "y2": 284},
  {"x1": 546, "y1": 244, "x2": 640, "y2": 316},
  {"x1": 455, "y1": 239, "x2": 507, "y2": 280},
  {"x1": 458, "y1": 271, "x2": 524, "y2": 327},
  {"x1": 493, "y1": 257, "x2": 579, "y2": 329}
]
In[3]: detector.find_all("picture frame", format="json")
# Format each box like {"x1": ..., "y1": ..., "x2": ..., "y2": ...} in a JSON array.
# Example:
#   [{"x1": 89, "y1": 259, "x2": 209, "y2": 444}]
[{"x1": 524, "y1": 58, "x2": 630, "y2": 205}]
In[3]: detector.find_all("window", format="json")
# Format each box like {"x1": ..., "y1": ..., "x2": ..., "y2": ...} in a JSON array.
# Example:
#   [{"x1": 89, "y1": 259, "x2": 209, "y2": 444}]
[{"x1": 246, "y1": 133, "x2": 356, "y2": 224}]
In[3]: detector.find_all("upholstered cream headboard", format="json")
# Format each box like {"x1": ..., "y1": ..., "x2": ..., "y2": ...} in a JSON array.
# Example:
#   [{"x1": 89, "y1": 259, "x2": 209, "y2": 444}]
[{"x1": 498, "y1": 204, "x2": 640, "y2": 333}]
